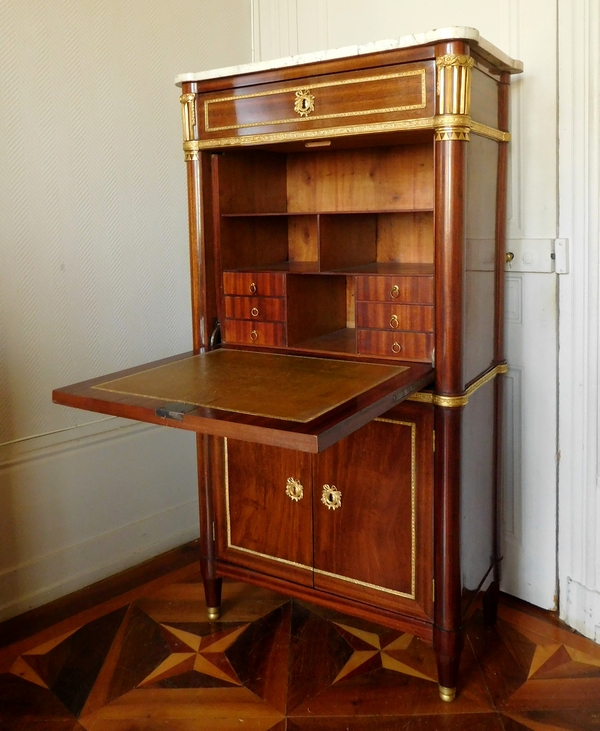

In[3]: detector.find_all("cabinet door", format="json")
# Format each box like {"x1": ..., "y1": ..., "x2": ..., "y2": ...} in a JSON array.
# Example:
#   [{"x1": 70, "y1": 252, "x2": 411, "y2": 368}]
[
  {"x1": 313, "y1": 401, "x2": 434, "y2": 619},
  {"x1": 215, "y1": 438, "x2": 313, "y2": 586}
]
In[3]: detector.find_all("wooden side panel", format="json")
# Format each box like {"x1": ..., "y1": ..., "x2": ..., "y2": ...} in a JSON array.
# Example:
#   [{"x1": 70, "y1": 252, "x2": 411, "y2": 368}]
[
  {"x1": 463, "y1": 134, "x2": 499, "y2": 385},
  {"x1": 376, "y1": 212, "x2": 434, "y2": 264},
  {"x1": 286, "y1": 274, "x2": 346, "y2": 345},
  {"x1": 219, "y1": 217, "x2": 289, "y2": 271},
  {"x1": 286, "y1": 145, "x2": 434, "y2": 212},
  {"x1": 214, "y1": 439, "x2": 313, "y2": 586},
  {"x1": 313, "y1": 402, "x2": 434, "y2": 619},
  {"x1": 217, "y1": 150, "x2": 287, "y2": 214},
  {"x1": 319, "y1": 214, "x2": 377, "y2": 270}
]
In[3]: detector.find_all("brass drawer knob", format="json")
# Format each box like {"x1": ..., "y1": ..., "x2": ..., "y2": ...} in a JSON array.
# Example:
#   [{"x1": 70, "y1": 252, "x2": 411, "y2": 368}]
[
  {"x1": 251, "y1": 307, "x2": 259, "y2": 317},
  {"x1": 390, "y1": 314, "x2": 399, "y2": 329},
  {"x1": 249, "y1": 282, "x2": 257, "y2": 294},
  {"x1": 285, "y1": 477, "x2": 304, "y2": 502},
  {"x1": 390, "y1": 284, "x2": 400, "y2": 299},
  {"x1": 321, "y1": 484, "x2": 342, "y2": 510},
  {"x1": 250, "y1": 329, "x2": 258, "y2": 341},
  {"x1": 391, "y1": 341, "x2": 402, "y2": 354}
]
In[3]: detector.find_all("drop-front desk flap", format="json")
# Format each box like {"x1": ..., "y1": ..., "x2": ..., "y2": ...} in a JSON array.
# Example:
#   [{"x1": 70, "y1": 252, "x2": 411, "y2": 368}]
[{"x1": 53, "y1": 349, "x2": 434, "y2": 453}]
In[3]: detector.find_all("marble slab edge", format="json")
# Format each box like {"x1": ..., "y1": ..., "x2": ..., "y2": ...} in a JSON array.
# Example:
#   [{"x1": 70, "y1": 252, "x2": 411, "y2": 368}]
[{"x1": 175, "y1": 26, "x2": 523, "y2": 86}]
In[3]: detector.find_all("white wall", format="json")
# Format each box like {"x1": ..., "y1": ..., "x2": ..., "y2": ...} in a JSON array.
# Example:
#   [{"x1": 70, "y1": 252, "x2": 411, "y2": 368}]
[
  {"x1": 0, "y1": 0, "x2": 252, "y2": 621},
  {"x1": 558, "y1": 0, "x2": 600, "y2": 642}
]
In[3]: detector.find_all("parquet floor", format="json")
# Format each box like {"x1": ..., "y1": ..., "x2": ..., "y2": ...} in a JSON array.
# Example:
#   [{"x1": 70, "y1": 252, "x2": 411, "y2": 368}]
[{"x1": 1, "y1": 558, "x2": 600, "y2": 730}]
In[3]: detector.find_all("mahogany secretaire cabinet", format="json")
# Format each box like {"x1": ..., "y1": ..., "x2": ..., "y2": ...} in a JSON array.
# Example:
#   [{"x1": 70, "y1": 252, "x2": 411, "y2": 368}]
[{"x1": 53, "y1": 28, "x2": 523, "y2": 701}]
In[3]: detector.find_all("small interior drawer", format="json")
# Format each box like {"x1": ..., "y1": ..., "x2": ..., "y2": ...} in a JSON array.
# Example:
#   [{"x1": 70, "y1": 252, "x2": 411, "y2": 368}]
[
  {"x1": 224, "y1": 320, "x2": 286, "y2": 347},
  {"x1": 357, "y1": 330, "x2": 433, "y2": 362},
  {"x1": 224, "y1": 296, "x2": 285, "y2": 322},
  {"x1": 223, "y1": 272, "x2": 286, "y2": 297},
  {"x1": 356, "y1": 302, "x2": 433, "y2": 332},
  {"x1": 356, "y1": 275, "x2": 434, "y2": 304}
]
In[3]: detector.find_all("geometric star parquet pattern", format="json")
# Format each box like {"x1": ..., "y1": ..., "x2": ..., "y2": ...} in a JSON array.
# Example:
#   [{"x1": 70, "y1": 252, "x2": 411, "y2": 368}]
[{"x1": 1, "y1": 568, "x2": 600, "y2": 730}]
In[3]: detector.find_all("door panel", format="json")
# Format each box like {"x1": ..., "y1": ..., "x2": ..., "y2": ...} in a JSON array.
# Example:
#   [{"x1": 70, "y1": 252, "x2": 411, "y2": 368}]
[
  {"x1": 312, "y1": 401, "x2": 434, "y2": 618},
  {"x1": 216, "y1": 438, "x2": 313, "y2": 586}
]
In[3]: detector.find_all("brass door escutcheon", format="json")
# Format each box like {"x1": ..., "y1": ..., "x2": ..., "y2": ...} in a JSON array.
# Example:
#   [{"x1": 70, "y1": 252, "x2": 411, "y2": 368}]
[
  {"x1": 390, "y1": 284, "x2": 400, "y2": 299},
  {"x1": 390, "y1": 314, "x2": 399, "y2": 329},
  {"x1": 321, "y1": 484, "x2": 342, "y2": 510},
  {"x1": 285, "y1": 477, "x2": 304, "y2": 502}
]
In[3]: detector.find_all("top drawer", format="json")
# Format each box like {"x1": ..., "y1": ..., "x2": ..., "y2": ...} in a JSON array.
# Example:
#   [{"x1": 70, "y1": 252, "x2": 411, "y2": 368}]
[
  {"x1": 199, "y1": 61, "x2": 435, "y2": 144},
  {"x1": 356, "y1": 275, "x2": 434, "y2": 304},
  {"x1": 223, "y1": 272, "x2": 286, "y2": 297}
]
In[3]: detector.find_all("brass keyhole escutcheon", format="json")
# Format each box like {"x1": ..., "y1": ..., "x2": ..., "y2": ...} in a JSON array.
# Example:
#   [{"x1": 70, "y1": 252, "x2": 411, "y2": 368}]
[
  {"x1": 390, "y1": 284, "x2": 400, "y2": 299},
  {"x1": 390, "y1": 314, "x2": 399, "y2": 329},
  {"x1": 285, "y1": 477, "x2": 304, "y2": 502},
  {"x1": 250, "y1": 330, "x2": 258, "y2": 341},
  {"x1": 249, "y1": 282, "x2": 257, "y2": 294},
  {"x1": 391, "y1": 341, "x2": 402, "y2": 354},
  {"x1": 251, "y1": 307, "x2": 259, "y2": 317},
  {"x1": 321, "y1": 484, "x2": 342, "y2": 510},
  {"x1": 294, "y1": 89, "x2": 315, "y2": 117}
]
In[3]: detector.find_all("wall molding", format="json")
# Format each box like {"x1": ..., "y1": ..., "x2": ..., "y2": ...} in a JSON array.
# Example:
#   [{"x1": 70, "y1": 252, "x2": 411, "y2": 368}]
[{"x1": 558, "y1": 0, "x2": 600, "y2": 639}]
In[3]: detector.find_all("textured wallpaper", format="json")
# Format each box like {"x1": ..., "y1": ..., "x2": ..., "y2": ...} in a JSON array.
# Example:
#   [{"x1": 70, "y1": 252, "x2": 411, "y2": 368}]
[{"x1": 0, "y1": 0, "x2": 252, "y2": 444}]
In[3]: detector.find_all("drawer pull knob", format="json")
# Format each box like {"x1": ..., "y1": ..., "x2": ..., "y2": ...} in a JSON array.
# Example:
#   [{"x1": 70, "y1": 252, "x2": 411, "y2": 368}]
[
  {"x1": 250, "y1": 330, "x2": 258, "y2": 341},
  {"x1": 249, "y1": 282, "x2": 257, "y2": 294},
  {"x1": 390, "y1": 314, "x2": 399, "y2": 329},
  {"x1": 391, "y1": 342, "x2": 402, "y2": 354},
  {"x1": 285, "y1": 477, "x2": 304, "y2": 502},
  {"x1": 390, "y1": 284, "x2": 400, "y2": 299},
  {"x1": 251, "y1": 307, "x2": 259, "y2": 317},
  {"x1": 321, "y1": 484, "x2": 342, "y2": 511}
]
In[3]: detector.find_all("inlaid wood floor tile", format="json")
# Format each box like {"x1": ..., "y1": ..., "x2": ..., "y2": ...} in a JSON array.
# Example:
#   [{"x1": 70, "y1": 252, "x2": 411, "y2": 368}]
[{"x1": 2, "y1": 569, "x2": 600, "y2": 730}]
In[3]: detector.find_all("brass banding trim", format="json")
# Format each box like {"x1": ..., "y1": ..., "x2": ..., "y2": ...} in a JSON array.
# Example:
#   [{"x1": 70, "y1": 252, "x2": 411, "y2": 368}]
[
  {"x1": 407, "y1": 363, "x2": 508, "y2": 408},
  {"x1": 184, "y1": 117, "x2": 435, "y2": 151},
  {"x1": 204, "y1": 69, "x2": 427, "y2": 132},
  {"x1": 182, "y1": 115, "x2": 508, "y2": 154}
]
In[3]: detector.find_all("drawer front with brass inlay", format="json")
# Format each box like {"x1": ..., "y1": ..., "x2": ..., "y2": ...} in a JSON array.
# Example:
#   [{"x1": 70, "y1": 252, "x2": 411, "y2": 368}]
[
  {"x1": 224, "y1": 296, "x2": 285, "y2": 322},
  {"x1": 356, "y1": 275, "x2": 434, "y2": 304},
  {"x1": 224, "y1": 320, "x2": 286, "y2": 347},
  {"x1": 200, "y1": 61, "x2": 435, "y2": 144},
  {"x1": 223, "y1": 272, "x2": 286, "y2": 297},
  {"x1": 356, "y1": 302, "x2": 434, "y2": 332},
  {"x1": 357, "y1": 330, "x2": 433, "y2": 362}
]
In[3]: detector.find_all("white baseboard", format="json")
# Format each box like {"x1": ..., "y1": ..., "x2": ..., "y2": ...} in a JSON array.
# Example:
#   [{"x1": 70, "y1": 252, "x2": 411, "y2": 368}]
[
  {"x1": 0, "y1": 418, "x2": 199, "y2": 623},
  {"x1": 563, "y1": 578, "x2": 600, "y2": 644}
]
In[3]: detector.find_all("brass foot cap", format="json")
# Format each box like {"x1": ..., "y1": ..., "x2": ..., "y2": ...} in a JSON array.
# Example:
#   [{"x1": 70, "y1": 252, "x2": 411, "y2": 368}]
[
  {"x1": 207, "y1": 606, "x2": 220, "y2": 621},
  {"x1": 439, "y1": 685, "x2": 456, "y2": 702}
]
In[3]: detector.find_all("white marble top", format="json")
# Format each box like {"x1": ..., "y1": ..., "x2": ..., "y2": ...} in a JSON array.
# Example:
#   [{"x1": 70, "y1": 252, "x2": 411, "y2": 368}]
[{"x1": 175, "y1": 26, "x2": 523, "y2": 87}]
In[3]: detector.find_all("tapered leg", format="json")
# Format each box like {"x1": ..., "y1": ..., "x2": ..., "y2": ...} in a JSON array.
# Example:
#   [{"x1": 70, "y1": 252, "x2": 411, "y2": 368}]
[
  {"x1": 197, "y1": 433, "x2": 222, "y2": 621},
  {"x1": 434, "y1": 627, "x2": 464, "y2": 702}
]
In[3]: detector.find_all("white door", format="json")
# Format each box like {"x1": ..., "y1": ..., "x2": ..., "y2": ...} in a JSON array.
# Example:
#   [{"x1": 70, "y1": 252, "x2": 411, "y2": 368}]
[{"x1": 252, "y1": 0, "x2": 559, "y2": 609}]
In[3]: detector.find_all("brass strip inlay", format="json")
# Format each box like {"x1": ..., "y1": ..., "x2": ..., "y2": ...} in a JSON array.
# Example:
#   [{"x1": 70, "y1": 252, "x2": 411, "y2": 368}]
[
  {"x1": 407, "y1": 363, "x2": 508, "y2": 408},
  {"x1": 204, "y1": 69, "x2": 427, "y2": 132},
  {"x1": 470, "y1": 120, "x2": 511, "y2": 142}
]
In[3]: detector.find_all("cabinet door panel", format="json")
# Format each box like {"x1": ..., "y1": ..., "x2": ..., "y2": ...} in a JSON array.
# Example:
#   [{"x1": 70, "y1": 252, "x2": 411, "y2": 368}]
[
  {"x1": 215, "y1": 438, "x2": 313, "y2": 586},
  {"x1": 313, "y1": 402, "x2": 433, "y2": 618}
]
